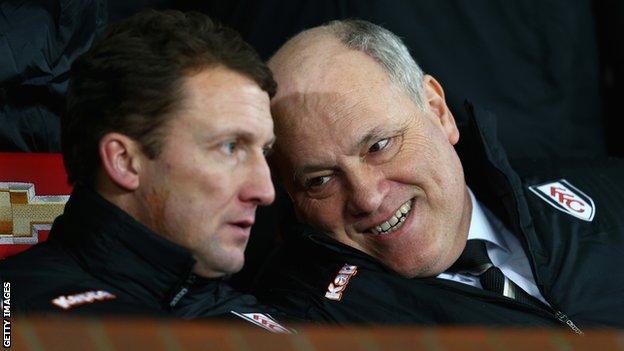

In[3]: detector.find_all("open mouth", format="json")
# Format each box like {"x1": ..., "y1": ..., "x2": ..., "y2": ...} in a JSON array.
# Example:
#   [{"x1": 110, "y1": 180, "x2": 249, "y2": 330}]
[{"x1": 368, "y1": 199, "x2": 413, "y2": 235}]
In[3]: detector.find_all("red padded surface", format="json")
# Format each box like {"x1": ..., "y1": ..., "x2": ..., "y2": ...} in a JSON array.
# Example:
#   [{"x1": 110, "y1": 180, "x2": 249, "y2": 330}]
[
  {"x1": 0, "y1": 153, "x2": 72, "y2": 258},
  {"x1": 0, "y1": 153, "x2": 72, "y2": 194}
]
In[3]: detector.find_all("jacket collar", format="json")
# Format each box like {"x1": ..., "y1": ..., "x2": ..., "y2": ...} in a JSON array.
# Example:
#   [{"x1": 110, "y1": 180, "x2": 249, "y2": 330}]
[
  {"x1": 457, "y1": 101, "x2": 543, "y2": 261},
  {"x1": 50, "y1": 185, "x2": 197, "y2": 308}
]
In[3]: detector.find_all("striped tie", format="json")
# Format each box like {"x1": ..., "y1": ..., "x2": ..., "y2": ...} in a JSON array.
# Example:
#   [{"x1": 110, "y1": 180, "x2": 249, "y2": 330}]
[{"x1": 449, "y1": 239, "x2": 543, "y2": 308}]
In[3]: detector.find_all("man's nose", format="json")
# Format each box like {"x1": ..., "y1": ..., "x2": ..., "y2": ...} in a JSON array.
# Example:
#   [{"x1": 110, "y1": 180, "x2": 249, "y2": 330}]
[
  {"x1": 240, "y1": 152, "x2": 276, "y2": 206},
  {"x1": 345, "y1": 165, "x2": 386, "y2": 217}
]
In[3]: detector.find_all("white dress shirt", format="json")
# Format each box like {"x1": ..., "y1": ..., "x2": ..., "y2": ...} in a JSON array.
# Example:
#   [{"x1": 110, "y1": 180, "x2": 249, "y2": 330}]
[{"x1": 437, "y1": 189, "x2": 550, "y2": 306}]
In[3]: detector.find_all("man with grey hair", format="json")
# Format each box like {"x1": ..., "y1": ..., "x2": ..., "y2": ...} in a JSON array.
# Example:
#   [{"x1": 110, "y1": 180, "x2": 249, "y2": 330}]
[{"x1": 255, "y1": 20, "x2": 624, "y2": 329}]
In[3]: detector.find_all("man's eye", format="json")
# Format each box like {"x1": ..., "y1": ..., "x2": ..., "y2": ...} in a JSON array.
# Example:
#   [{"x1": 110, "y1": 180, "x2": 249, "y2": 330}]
[
  {"x1": 369, "y1": 138, "x2": 390, "y2": 153},
  {"x1": 305, "y1": 175, "x2": 331, "y2": 189},
  {"x1": 220, "y1": 140, "x2": 238, "y2": 155},
  {"x1": 262, "y1": 146, "x2": 273, "y2": 157}
]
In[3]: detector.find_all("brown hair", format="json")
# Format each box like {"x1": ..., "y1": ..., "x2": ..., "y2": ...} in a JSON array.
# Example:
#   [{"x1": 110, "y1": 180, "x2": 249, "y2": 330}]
[{"x1": 63, "y1": 9, "x2": 276, "y2": 186}]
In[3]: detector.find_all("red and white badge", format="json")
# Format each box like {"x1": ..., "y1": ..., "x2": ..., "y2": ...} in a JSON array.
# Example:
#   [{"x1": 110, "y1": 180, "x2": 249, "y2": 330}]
[
  {"x1": 528, "y1": 179, "x2": 595, "y2": 222},
  {"x1": 230, "y1": 311, "x2": 293, "y2": 333}
]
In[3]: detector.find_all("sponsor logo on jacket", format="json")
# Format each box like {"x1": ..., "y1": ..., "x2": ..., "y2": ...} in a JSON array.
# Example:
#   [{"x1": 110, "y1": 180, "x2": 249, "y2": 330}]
[
  {"x1": 51, "y1": 290, "x2": 116, "y2": 310},
  {"x1": 325, "y1": 264, "x2": 358, "y2": 301},
  {"x1": 230, "y1": 311, "x2": 293, "y2": 333},
  {"x1": 0, "y1": 182, "x2": 69, "y2": 245},
  {"x1": 529, "y1": 179, "x2": 595, "y2": 222}
]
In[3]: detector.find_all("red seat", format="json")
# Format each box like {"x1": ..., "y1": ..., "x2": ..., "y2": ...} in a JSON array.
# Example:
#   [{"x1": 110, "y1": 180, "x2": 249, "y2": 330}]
[{"x1": 0, "y1": 153, "x2": 72, "y2": 259}]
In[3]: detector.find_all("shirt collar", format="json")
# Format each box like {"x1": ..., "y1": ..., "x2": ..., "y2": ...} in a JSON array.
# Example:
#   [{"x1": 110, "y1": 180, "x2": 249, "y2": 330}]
[{"x1": 467, "y1": 187, "x2": 509, "y2": 253}]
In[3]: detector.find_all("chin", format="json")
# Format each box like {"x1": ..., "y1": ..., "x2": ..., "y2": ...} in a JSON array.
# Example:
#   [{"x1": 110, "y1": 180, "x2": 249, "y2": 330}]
[
  {"x1": 387, "y1": 248, "x2": 445, "y2": 278},
  {"x1": 228, "y1": 261, "x2": 245, "y2": 275},
  {"x1": 194, "y1": 249, "x2": 246, "y2": 277},
  {"x1": 223, "y1": 253, "x2": 246, "y2": 275},
  {"x1": 392, "y1": 263, "x2": 429, "y2": 278}
]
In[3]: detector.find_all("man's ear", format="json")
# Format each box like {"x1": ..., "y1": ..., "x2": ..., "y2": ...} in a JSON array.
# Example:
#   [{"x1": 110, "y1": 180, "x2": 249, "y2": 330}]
[
  {"x1": 99, "y1": 133, "x2": 143, "y2": 191},
  {"x1": 423, "y1": 75, "x2": 459, "y2": 145}
]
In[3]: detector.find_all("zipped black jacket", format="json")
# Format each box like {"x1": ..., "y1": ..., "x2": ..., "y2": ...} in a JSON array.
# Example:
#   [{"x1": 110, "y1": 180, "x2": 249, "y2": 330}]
[
  {"x1": 254, "y1": 103, "x2": 624, "y2": 330},
  {"x1": 0, "y1": 0, "x2": 107, "y2": 152},
  {"x1": 0, "y1": 186, "x2": 292, "y2": 331}
]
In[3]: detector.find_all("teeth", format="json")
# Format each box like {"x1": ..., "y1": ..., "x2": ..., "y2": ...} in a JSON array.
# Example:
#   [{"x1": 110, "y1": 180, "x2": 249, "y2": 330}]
[
  {"x1": 368, "y1": 199, "x2": 413, "y2": 235},
  {"x1": 400, "y1": 202, "x2": 411, "y2": 214},
  {"x1": 388, "y1": 216, "x2": 399, "y2": 226}
]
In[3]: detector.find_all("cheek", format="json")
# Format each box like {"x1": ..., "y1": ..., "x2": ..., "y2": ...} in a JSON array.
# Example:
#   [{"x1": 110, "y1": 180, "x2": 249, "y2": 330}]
[
  {"x1": 392, "y1": 134, "x2": 435, "y2": 170},
  {"x1": 394, "y1": 134, "x2": 455, "y2": 189},
  {"x1": 296, "y1": 197, "x2": 343, "y2": 231},
  {"x1": 146, "y1": 185, "x2": 169, "y2": 219},
  {"x1": 164, "y1": 169, "x2": 235, "y2": 228},
  {"x1": 383, "y1": 154, "x2": 432, "y2": 193},
  {"x1": 430, "y1": 143, "x2": 465, "y2": 197},
  {"x1": 180, "y1": 159, "x2": 236, "y2": 202}
]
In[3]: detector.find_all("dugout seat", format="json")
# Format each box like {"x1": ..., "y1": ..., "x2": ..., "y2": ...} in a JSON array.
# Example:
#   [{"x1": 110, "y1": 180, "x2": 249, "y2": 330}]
[{"x1": 0, "y1": 153, "x2": 71, "y2": 259}]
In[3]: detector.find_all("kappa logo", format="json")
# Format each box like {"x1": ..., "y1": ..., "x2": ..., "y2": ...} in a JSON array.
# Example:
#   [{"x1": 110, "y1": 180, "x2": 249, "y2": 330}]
[
  {"x1": 51, "y1": 290, "x2": 116, "y2": 310},
  {"x1": 528, "y1": 179, "x2": 595, "y2": 222},
  {"x1": 324, "y1": 264, "x2": 358, "y2": 301},
  {"x1": 230, "y1": 311, "x2": 293, "y2": 333}
]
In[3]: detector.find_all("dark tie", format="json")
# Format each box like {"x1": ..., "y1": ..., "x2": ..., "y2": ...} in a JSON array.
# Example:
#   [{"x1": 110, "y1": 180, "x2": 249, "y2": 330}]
[{"x1": 449, "y1": 239, "x2": 544, "y2": 308}]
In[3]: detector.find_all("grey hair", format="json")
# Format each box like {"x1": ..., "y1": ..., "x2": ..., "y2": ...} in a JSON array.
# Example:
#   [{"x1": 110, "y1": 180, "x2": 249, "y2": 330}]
[{"x1": 322, "y1": 19, "x2": 425, "y2": 109}]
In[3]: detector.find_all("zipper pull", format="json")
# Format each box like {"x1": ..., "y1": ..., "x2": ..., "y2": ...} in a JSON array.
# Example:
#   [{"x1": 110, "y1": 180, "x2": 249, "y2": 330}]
[
  {"x1": 169, "y1": 273, "x2": 196, "y2": 308},
  {"x1": 554, "y1": 310, "x2": 584, "y2": 335}
]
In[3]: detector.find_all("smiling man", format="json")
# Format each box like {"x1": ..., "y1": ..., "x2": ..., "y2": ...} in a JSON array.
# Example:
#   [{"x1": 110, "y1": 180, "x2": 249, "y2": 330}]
[
  {"x1": 0, "y1": 10, "x2": 289, "y2": 329},
  {"x1": 255, "y1": 20, "x2": 624, "y2": 329},
  {"x1": 270, "y1": 32, "x2": 470, "y2": 279}
]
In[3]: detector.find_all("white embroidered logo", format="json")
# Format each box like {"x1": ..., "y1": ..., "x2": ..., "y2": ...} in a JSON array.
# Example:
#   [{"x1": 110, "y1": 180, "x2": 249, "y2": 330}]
[
  {"x1": 529, "y1": 179, "x2": 595, "y2": 222},
  {"x1": 51, "y1": 290, "x2": 116, "y2": 310}
]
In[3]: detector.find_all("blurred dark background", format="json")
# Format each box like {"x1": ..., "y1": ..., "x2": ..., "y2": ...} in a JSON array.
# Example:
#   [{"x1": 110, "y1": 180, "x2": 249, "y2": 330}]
[{"x1": 2, "y1": 0, "x2": 623, "y2": 289}]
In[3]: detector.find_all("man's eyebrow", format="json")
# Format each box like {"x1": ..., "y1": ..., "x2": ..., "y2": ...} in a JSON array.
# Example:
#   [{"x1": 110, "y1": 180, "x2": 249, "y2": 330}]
[
  {"x1": 201, "y1": 127, "x2": 262, "y2": 143},
  {"x1": 293, "y1": 122, "x2": 409, "y2": 179},
  {"x1": 350, "y1": 123, "x2": 408, "y2": 154},
  {"x1": 294, "y1": 164, "x2": 337, "y2": 180},
  {"x1": 351, "y1": 126, "x2": 388, "y2": 154}
]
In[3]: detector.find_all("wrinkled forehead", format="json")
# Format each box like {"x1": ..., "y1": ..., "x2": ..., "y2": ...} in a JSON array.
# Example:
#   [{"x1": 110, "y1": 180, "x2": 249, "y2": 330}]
[
  {"x1": 273, "y1": 46, "x2": 393, "y2": 120},
  {"x1": 270, "y1": 49, "x2": 413, "y2": 166},
  {"x1": 272, "y1": 91, "x2": 372, "y2": 156},
  {"x1": 273, "y1": 44, "x2": 391, "y2": 99}
]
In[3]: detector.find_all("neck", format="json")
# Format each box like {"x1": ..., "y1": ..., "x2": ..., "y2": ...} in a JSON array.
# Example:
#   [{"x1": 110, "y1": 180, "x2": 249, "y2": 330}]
[{"x1": 95, "y1": 175, "x2": 156, "y2": 235}]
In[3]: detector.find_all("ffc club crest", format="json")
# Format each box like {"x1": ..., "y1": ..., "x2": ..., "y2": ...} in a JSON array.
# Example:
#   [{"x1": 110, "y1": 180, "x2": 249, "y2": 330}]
[
  {"x1": 230, "y1": 311, "x2": 293, "y2": 333},
  {"x1": 528, "y1": 179, "x2": 595, "y2": 222}
]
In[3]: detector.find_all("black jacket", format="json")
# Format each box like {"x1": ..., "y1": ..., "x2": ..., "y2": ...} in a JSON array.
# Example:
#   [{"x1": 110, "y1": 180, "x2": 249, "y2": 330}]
[
  {"x1": 0, "y1": 186, "x2": 292, "y2": 331},
  {"x1": 0, "y1": 0, "x2": 107, "y2": 152},
  {"x1": 254, "y1": 103, "x2": 624, "y2": 330}
]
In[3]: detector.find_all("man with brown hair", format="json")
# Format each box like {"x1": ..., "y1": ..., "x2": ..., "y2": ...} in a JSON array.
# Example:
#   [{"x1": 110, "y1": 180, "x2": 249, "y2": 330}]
[{"x1": 0, "y1": 10, "x2": 289, "y2": 330}]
